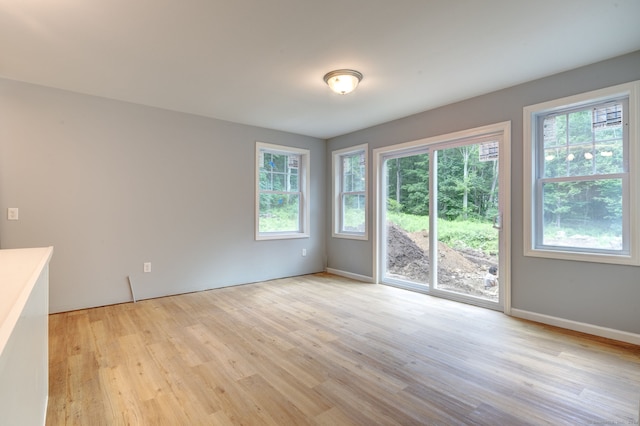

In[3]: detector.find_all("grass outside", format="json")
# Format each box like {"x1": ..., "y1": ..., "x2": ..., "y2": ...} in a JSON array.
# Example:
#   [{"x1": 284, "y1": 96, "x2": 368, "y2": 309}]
[
  {"x1": 387, "y1": 211, "x2": 499, "y2": 255},
  {"x1": 388, "y1": 212, "x2": 622, "y2": 254},
  {"x1": 543, "y1": 223, "x2": 622, "y2": 250},
  {"x1": 259, "y1": 208, "x2": 500, "y2": 255}
]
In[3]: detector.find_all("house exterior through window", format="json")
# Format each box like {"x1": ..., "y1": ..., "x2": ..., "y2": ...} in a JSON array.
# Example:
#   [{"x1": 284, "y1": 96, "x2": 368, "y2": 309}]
[{"x1": 523, "y1": 81, "x2": 640, "y2": 265}]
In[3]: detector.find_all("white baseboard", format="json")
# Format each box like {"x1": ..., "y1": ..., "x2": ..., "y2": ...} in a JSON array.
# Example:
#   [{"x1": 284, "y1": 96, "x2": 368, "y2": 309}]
[
  {"x1": 511, "y1": 308, "x2": 640, "y2": 345},
  {"x1": 325, "y1": 268, "x2": 374, "y2": 283}
]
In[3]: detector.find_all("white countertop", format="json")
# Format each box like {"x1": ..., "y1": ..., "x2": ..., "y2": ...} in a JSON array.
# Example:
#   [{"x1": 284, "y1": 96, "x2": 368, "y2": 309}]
[{"x1": 0, "y1": 247, "x2": 53, "y2": 355}]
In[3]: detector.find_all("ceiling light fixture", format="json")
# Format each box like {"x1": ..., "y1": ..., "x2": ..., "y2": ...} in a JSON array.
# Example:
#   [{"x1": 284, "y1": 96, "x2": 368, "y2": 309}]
[{"x1": 323, "y1": 69, "x2": 363, "y2": 95}]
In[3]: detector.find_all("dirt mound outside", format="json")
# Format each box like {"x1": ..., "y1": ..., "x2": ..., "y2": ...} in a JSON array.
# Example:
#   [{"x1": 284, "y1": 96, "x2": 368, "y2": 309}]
[
  {"x1": 386, "y1": 223, "x2": 430, "y2": 282},
  {"x1": 386, "y1": 223, "x2": 498, "y2": 300}
]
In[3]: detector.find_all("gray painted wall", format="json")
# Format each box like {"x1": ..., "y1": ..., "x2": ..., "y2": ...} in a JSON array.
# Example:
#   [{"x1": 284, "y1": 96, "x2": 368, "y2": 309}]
[
  {"x1": 0, "y1": 79, "x2": 326, "y2": 313},
  {"x1": 326, "y1": 51, "x2": 640, "y2": 335}
]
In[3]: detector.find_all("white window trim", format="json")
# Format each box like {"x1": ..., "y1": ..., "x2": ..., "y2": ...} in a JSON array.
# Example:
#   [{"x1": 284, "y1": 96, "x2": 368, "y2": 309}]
[
  {"x1": 332, "y1": 144, "x2": 368, "y2": 240},
  {"x1": 255, "y1": 142, "x2": 310, "y2": 240},
  {"x1": 523, "y1": 80, "x2": 640, "y2": 265}
]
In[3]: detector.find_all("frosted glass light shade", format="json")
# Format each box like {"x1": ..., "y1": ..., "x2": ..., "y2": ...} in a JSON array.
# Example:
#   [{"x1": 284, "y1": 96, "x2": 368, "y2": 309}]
[{"x1": 323, "y1": 69, "x2": 363, "y2": 95}]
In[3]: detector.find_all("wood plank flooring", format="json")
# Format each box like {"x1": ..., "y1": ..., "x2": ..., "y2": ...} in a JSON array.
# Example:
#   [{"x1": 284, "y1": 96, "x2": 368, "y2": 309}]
[{"x1": 46, "y1": 273, "x2": 640, "y2": 425}]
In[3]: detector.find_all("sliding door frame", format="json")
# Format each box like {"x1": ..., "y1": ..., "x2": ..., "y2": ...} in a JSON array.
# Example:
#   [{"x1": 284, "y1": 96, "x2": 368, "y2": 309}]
[{"x1": 372, "y1": 121, "x2": 512, "y2": 314}]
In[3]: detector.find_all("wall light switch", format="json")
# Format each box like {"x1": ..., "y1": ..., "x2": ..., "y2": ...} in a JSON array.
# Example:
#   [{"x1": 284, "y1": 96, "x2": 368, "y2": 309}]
[
  {"x1": 143, "y1": 262, "x2": 151, "y2": 273},
  {"x1": 7, "y1": 208, "x2": 19, "y2": 220}
]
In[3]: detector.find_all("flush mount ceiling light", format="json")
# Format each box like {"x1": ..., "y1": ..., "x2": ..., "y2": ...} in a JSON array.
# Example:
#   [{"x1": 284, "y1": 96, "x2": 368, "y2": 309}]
[{"x1": 323, "y1": 69, "x2": 363, "y2": 95}]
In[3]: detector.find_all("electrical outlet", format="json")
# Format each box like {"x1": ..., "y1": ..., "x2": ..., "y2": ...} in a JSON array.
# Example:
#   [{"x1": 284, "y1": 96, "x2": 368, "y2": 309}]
[
  {"x1": 143, "y1": 262, "x2": 151, "y2": 273},
  {"x1": 7, "y1": 208, "x2": 19, "y2": 220},
  {"x1": 302, "y1": 248, "x2": 307, "y2": 257}
]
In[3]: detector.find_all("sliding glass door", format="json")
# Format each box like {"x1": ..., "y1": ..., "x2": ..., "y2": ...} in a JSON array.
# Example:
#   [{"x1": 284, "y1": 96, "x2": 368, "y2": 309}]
[
  {"x1": 381, "y1": 150, "x2": 431, "y2": 292},
  {"x1": 376, "y1": 123, "x2": 510, "y2": 311}
]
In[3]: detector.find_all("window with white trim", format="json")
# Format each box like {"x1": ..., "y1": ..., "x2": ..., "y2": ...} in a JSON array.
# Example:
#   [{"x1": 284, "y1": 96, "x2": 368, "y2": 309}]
[
  {"x1": 523, "y1": 81, "x2": 639, "y2": 265},
  {"x1": 256, "y1": 142, "x2": 309, "y2": 240},
  {"x1": 332, "y1": 144, "x2": 368, "y2": 239}
]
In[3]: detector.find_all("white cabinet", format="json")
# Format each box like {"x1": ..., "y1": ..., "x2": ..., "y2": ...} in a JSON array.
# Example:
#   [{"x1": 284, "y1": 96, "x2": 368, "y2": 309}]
[{"x1": 0, "y1": 247, "x2": 53, "y2": 426}]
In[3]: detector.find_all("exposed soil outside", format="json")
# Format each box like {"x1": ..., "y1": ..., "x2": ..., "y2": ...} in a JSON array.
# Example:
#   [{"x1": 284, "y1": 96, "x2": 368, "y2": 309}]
[{"x1": 386, "y1": 223, "x2": 499, "y2": 300}]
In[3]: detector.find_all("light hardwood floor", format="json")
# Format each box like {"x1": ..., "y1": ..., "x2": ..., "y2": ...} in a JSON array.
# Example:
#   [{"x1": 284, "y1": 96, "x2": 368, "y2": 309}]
[{"x1": 47, "y1": 273, "x2": 640, "y2": 425}]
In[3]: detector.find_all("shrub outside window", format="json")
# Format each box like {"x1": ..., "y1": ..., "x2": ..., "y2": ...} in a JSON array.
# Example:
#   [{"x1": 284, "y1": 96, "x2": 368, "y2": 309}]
[
  {"x1": 523, "y1": 81, "x2": 639, "y2": 265},
  {"x1": 333, "y1": 144, "x2": 368, "y2": 239},
  {"x1": 256, "y1": 142, "x2": 309, "y2": 240}
]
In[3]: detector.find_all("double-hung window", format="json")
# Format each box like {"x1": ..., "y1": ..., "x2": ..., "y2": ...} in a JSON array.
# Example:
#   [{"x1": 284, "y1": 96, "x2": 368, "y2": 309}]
[
  {"x1": 523, "y1": 81, "x2": 639, "y2": 265},
  {"x1": 256, "y1": 142, "x2": 310, "y2": 240},
  {"x1": 332, "y1": 144, "x2": 368, "y2": 239}
]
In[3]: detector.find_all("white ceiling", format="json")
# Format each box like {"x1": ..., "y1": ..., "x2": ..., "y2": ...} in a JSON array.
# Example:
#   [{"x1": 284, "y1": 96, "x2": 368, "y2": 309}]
[{"x1": 2, "y1": 0, "x2": 640, "y2": 139}]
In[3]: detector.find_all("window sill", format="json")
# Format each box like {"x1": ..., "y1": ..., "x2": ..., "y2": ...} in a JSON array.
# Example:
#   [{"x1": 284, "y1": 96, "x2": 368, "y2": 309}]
[
  {"x1": 524, "y1": 247, "x2": 639, "y2": 266},
  {"x1": 332, "y1": 233, "x2": 368, "y2": 241},
  {"x1": 256, "y1": 233, "x2": 309, "y2": 241}
]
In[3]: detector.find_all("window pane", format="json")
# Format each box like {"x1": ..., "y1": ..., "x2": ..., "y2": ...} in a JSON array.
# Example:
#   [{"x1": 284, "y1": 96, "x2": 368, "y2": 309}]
[
  {"x1": 595, "y1": 139, "x2": 624, "y2": 174},
  {"x1": 288, "y1": 173, "x2": 299, "y2": 192},
  {"x1": 593, "y1": 102, "x2": 624, "y2": 174},
  {"x1": 344, "y1": 174, "x2": 354, "y2": 192},
  {"x1": 342, "y1": 153, "x2": 365, "y2": 192},
  {"x1": 541, "y1": 179, "x2": 622, "y2": 250},
  {"x1": 543, "y1": 102, "x2": 625, "y2": 179},
  {"x1": 353, "y1": 173, "x2": 365, "y2": 191},
  {"x1": 543, "y1": 115, "x2": 565, "y2": 147},
  {"x1": 272, "y1": 173, "x2": 286, "y2": 191},
  {"x1": 543, "y1": 146, "x2": 565, "y2": 178},
  {"x1": 593, "y1": 103, "x2": 623, "y2": 129},
  {"x1": 342, "y1": 194, "x2": 365, "y2": 233},
  {"x1": 567, "y1": 144, "x2": 595, "y2": 177},
  {"x1": 262, "y1": 152, "x2": 286, "y2": 173},
  {"x1": 258, "y1": 194, "x2": 300, "y2": 233},
  {"x1": 260, "y1": 152, "x2": 300, "y2": 192},
  {"x1": 594, "y1": 121, "x2": 623, "y2": 141},
  {"x1": 568, "y1": 110, "x2": 593, "y2": 144},
  {"x1": 259, "y1": 171, "x2": 269, "y2": 190}
]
